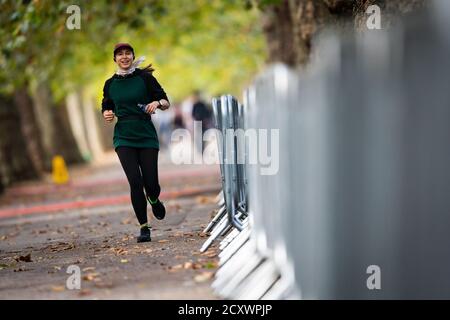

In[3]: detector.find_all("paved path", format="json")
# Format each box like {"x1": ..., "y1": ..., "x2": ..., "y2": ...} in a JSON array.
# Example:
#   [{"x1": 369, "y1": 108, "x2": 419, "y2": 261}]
[{"x1": 0, "y1": 151, "x2": 222, "y2": 299}]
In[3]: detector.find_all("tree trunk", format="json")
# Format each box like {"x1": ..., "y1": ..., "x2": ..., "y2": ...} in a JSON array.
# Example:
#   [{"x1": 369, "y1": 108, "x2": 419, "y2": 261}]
[
  {"x1": 262, "y1": 0, "x2": 427, "y2": 66},
  {"x1": 53, "y1": 101, "x2": 84, "y2": 165},
  {"x1": 65, "y1": 91, "x2": 92, "y2": 161},
  {"x1": 32, "y1": 82, "x2": 85, "y2": 169},
  {"x1": 261, "y1": 0, "x2": 296, "y2": 66},
  {"x1": 82, "y1": 95, "x2": 104, "y2": 161},
  {"x1": 0, "y1": 94, "x2": 39, "y2": 192},
  {"x1": 288, "y1": 0, "x2": 334, "y2": 66},
  {"x1": 32, "y1": 82, "x2": 57, "y2": 170},
  {"x1": 13, "y1": 87, "x2": 46, "y2": 175}
]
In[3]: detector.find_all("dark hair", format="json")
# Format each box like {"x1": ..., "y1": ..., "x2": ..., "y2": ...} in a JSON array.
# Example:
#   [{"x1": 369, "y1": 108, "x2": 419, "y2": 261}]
[{"x1": 141, "y1": 63, "x2": 155, "y2": 74}]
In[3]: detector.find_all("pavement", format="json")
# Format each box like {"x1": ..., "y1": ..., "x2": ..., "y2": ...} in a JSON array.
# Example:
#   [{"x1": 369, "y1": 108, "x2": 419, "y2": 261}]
[{"x1": 0, "y1": 149, "x2": 222, "y2": 299}]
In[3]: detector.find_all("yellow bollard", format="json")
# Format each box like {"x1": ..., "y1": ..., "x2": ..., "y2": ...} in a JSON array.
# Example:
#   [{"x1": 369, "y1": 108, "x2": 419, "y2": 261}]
[{"x1": 52, "y1": 155, "x2": 70, "y2": 184}]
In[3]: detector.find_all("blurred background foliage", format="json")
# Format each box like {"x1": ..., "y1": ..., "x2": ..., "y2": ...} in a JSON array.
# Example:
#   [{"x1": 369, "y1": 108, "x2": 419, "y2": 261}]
[
  {"x1": 0, "y1": 0, "x2": 267, "y2": 102},
  {"x1": 0, "y1": 0, "x2": 268, "y2": 193}
]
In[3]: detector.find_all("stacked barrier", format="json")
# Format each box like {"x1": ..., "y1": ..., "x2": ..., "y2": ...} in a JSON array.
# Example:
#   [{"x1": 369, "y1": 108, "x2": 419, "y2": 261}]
[
  {"x1": 200, "y1": 96, "x2": 249, "y2": 254},
  {"x1": 202, "y1": 0, "x2": 450, "y2": 299}
]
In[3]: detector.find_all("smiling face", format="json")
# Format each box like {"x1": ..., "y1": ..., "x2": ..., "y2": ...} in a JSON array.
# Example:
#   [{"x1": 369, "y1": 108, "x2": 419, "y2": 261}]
[{"x1": 114, "y1": 48, "x2": 134, "y2": 70}]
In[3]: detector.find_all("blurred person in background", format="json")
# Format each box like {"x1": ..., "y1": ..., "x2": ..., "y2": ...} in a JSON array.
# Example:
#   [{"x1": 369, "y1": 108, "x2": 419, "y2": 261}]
[
  {"x1": 101, "y1": 43, "x2": 170, "y2": 243},
  {"x1": 191, "y1": 90, "x2": 212, "y2": 154},
  {"x1": 172, "y1": 103, "x2": 185, "y2": 130}
]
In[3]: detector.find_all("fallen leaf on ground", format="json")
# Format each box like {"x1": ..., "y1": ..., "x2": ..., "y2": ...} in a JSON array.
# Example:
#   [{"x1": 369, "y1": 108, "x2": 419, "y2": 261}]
[
  {"x1": 158, "y1": 240, "x2": 169, "y2": 243},
  {"x1": 120, "y1": 259, "x2": 128, "y2": 263},
  {"x1": 46, "y1": 242, "x2": 75, "y2": 252},
  {"x1": 194, "y1": 272, "x2": 214, "y2": 283},
  {"x1": 51, "y1": 286, "x2": 65, "y2": 292},
  {"x1": 121, "y1": 218, "x2": 132, "y2": 225},
  {"x1": 94, "y1": 282, "x2": 114, "y2": 289},
  {"x1": 82, "y1": 267, "x2": 95, "y2": 272},
  {"x1": 82, "y1": 273, "x2": 100, "y2": 281},
  {"x1": 183, "y1": 262, "x2": 193, "y2": 269},
  {"x1": 196, "y1": 196, "x2": 215, "y2": 204},
  {"x1": 117, "y1": 248, "x2": 128, "y2": 255},
  {"x1": 192, "y1": 263, "x2": 203, "y2": 270},
  {"x1": 110, "y1": 247, "x2": 128, "y2": 255},
  {"x1": 78, "y1": 289, "x2": 92, "y2": 296},
  {"x1": 16, "y1": 253, "x2": 32, "y2": 262},
  {"x1": 204, "y1": 261, "x2": 218, "y2": 269},
  {"x1": 169, "y1": 264, "x2": 183, "y2": 271},
  {"x1": 201, "y1": 249, "x2": 218, "y2": 258}
]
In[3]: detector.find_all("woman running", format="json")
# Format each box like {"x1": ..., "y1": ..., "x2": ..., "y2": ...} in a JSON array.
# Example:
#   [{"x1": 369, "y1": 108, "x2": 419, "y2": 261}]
[{"x1": 101, "y1": 43, "x2": 169, "y2": 243}]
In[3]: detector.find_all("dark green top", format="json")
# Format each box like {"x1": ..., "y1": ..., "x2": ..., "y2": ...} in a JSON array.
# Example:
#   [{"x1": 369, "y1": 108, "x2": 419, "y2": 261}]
[{"x1": 101, "y1": 68, "x2": 169, "y2": 150}]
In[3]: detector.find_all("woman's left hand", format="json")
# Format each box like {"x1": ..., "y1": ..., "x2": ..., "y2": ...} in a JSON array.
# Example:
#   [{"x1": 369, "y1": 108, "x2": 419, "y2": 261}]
[{"x1": 145, "y1": 101, "x2": 160, "y2": 114}]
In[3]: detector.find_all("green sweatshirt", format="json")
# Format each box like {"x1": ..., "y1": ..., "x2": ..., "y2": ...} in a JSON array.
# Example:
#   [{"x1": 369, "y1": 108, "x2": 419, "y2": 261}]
[{"x1": 101, "y1": 68, "x2": 169, "y2": 150}]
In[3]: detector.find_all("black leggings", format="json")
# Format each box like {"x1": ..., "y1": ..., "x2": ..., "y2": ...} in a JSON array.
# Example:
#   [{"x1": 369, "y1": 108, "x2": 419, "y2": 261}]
[{"x1": 116, "y1": 146, "x2": 161, "y2": 225}]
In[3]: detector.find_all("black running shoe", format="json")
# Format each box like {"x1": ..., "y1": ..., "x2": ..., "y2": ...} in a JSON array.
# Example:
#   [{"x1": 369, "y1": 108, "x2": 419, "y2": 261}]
[
  {"x1": 150, "y1": 199, "x2": 166, "y2": 220},
  {"x1": 137, "y1": 226, "x2": 151, "y2": 243}
]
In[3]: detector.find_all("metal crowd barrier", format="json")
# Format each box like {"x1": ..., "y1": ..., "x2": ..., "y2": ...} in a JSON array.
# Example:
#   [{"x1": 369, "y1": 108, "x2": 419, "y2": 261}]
[
  {"x1": 203, "y1": 0, "x2": 450, "y2": 299},
  {"x1": 200, "y1": 95, "x2": 249, "y2": 253}
]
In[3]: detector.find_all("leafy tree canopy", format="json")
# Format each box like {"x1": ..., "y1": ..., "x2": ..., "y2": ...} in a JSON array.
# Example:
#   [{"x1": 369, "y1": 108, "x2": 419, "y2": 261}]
[{"x1": 0, "y1": 0, "x2": 266, "y2": 103}]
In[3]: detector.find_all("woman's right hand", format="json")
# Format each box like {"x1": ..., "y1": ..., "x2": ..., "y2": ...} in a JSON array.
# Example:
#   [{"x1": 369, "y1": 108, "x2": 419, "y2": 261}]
[{"x1": 103, "y1": 110, "x2": 115, "y2": 123}]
